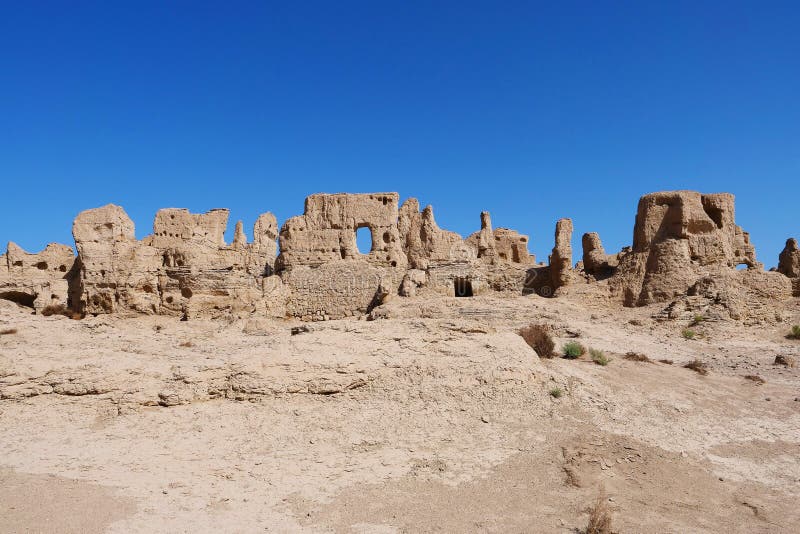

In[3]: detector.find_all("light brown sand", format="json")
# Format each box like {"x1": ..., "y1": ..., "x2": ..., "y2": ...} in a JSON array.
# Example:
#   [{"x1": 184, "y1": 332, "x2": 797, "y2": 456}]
[{"x1": 0, "y1": 293, "x2": 798, "y2": 532}]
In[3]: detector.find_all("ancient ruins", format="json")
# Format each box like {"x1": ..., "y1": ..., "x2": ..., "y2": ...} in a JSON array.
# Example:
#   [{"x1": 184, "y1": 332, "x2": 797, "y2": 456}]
[{"x1": 1, "y1": 190, "x2": 796, "y2": 322}]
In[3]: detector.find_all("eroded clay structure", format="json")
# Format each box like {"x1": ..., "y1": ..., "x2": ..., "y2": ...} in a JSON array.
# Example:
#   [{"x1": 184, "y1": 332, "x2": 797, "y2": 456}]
[
  {"x1": 581, "y1": 232, "x2": 618, "y2": 279},
  {"x1": 70, "y1": 204, "x2": 279, "y2": 318},
  {"x1": 610, "y1": 191, "x2": 760, "y2": 305},
  {"x1": 276, "y1": 193, "x2": 547, "y2": 319},
  {"x1": 778, "y1": 238, "x2": 800, "y2": 296},
  {"x1": 0, "y1": 242, "x2": 77, "y2": 312},
  {"x1": 1, "y1": 190, "x2": 796, "y2": 321}
]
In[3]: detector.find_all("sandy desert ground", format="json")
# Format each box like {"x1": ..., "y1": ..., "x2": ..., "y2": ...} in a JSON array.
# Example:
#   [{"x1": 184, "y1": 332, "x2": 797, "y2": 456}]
[{"x1": 1, "y1": 290, "x2": 799, "y2": 533}]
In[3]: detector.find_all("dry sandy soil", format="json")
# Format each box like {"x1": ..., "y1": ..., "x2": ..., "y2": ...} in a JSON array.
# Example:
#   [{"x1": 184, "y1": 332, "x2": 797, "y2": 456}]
[{"x1": 1, "y1": 291, "x2": 799, "y2": 533}]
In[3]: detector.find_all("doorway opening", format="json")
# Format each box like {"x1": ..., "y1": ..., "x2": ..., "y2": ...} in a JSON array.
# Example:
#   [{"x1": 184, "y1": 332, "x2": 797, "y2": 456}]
[{"x1": 454, "y1": 277, "x2": 473, "y2": 297}]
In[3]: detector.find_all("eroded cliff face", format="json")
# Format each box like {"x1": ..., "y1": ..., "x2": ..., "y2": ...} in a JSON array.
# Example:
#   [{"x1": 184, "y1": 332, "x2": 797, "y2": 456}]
[{"x1": 1, "y1": 190, "x2": 796, "y2": 322}]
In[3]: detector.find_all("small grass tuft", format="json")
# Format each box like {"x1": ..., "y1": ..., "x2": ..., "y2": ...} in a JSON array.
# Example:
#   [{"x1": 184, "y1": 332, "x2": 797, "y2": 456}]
[
  {"x1": 658, "y1": 359, "x2": 674, "y2": 365},
  {"x1": 624, "y1": 352, "x2": 651, "y2": 363},
  {"x1": 563, "y1": 341, "x2": 586, "y2": 359},
  {"x1": 590, "y1": 348, "x2": 609, "y2": 366},
  {"x1": 518, "y1": 324, "x2": 556, "y2": 359},
  {"x1": 744, "y1": 374, "x2": 765, "y2": 385},
  {"x1": 690, "y1": 314, "x2": 705, "y2": 326},
  {"x1": 585, "y1": 489, "x2": 613, "y2": 534},
  {"x1": 681, "y1": 328, "x2": 696, "y2": 340},
  {"x1": 0, "y1": 328, "x2": 18, "y2": 336},
  {"x1": 787, "y1": 325, "x2": 800, "y2": 340},
  {"x1": 549, "y1": 387, "x2": 564, "y2": 399},
  {"x1": 683, "y1": 359, "x2": 708, "y2": 375}
]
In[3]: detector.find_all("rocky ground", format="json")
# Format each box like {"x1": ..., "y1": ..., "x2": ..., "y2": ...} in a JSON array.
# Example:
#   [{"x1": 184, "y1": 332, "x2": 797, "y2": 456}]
[{"x1": 1, "y1": 291, "x2": 799, "y2": 533}]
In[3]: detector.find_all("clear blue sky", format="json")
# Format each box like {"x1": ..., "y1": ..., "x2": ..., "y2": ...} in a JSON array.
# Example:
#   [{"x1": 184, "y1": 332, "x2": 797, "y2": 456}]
[{"x1": 1, "y1": 1, "x2": 798, "y2": 267}]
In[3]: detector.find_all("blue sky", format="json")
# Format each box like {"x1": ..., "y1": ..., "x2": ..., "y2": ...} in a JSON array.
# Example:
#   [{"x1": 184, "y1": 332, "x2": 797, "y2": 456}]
[{"x1": 1, "y1": 1, "x2": 798, "y2": 267}]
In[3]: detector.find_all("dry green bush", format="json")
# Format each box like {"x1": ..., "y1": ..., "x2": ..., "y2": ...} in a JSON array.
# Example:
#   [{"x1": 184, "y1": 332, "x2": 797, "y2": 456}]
[
  {"x1": 563, "y1": 341, "x2": 586, "y2": 359},
  {"x1": 590, "y1": 348, "x2": 609, "y2": 366},
  {"x1": 518, "y1": 324, "x2": 555, "y2": 358},
  {"x1": 690, "y1": 314, "x2": 705, "y2": 326}
]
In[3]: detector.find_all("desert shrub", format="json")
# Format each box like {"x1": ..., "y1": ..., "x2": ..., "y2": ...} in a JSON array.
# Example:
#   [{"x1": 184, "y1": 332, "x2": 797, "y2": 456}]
[
  {"x1": 684, "y1": 359, "x2": 708, "y2": 375},
  {"x1": 549, "y1": 387, "x2": 563, "y2": 398},
  {"x1": 41, "y1": 304, "x2": 66, "y2": 317},
  {"x1": 681, "y1": 328, "x2": 696, "y2": 340},
  {"x1": 0, "y1": 328, "x2": 18, "y2": 335},
  {"x1": 585, "y1": 490, "x2": 612, "y2": 534},
  {"x1": 658, "y1": 359, "x2": 674, "y2": 365},
  {"x1": 774, "y1": 354, "x2": 796, "y2": 367},
  {"x1": 518, "y1": 324, "x2": 555, "y2": 358},
  {"x1": 691, "y1": 314, "x2": 705, "y2": 326},
  {"x1": 291, "y1": 325, "x2": 311, "y2": 336},
  {"x1": 623, "y1": 352, "x2": 651, "y2": 363},
  {"x1": 590, "y1": 348, "x2": 609, "y2": 366},
  {"x1": 40, "y1": 304, "x2": 82, "y2": 320},
  {"x1": 563, "y1": 341, "x2": 585, "y2": 359},
  {"x1": 744, "y1": 374, "x2": 765, "y2": 385},
  {"x1": 788, "y1": 325, "x2": 800, "y2": 339}
]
